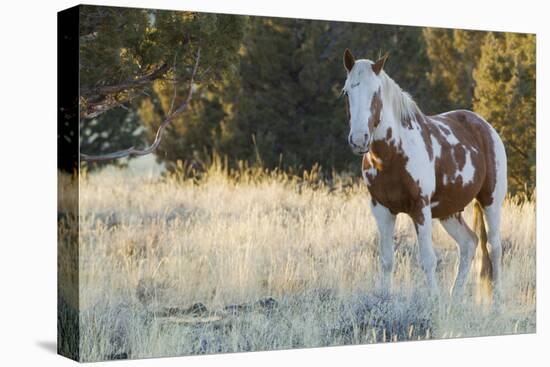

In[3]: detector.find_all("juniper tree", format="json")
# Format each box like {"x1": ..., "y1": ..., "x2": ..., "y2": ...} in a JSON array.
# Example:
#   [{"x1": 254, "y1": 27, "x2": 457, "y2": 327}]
[
  {"x1": 473, "y1": 32, "x2": 536, "y2": 195},
  {"x1": 78, "y1": 5, "x2": 246, "y2": 164}
]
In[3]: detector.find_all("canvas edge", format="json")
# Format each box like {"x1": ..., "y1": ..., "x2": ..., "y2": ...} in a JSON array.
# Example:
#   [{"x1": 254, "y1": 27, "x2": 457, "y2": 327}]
[{"x1": 57, "y1": 4, "x2": 81, "y2": 362}]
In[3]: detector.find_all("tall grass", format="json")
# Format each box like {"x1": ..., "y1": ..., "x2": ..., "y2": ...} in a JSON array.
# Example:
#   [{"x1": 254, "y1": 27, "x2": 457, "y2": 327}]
[{"x1": 67, "y1": 159, "x2": 535, "y2": 361}]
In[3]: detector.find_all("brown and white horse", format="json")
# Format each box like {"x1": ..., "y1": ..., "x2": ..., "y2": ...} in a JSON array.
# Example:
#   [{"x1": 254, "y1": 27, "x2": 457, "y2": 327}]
[{"x1": 342, "y1": 49, "x2": 507, "y2": 305}]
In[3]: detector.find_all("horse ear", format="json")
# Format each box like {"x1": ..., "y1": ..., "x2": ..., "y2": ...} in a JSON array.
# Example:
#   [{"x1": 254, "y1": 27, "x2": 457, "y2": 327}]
[
  {"x1": 343, "y1": 49, "x2": 355, "y2": 72},
  {"x1": 372, "y1": 53, "x2": 389, "y2": 75}
]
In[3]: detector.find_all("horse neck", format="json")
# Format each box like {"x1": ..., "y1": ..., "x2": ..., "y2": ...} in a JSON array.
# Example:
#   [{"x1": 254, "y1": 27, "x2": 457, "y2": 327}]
[{"x1": 374, "y1": 78, "x2": 426, "y2": 149}]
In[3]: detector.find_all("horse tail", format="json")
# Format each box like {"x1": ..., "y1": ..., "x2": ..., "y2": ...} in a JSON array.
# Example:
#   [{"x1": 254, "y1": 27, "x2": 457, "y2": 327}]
[{"x1": 473, "y1": 200, "x2": 492, "y2": 304}]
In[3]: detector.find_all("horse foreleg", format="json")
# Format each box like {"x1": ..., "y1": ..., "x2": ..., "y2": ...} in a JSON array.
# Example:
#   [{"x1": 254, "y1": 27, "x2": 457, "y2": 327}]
[
  {"x1": 371, "y1": 201, "x2": 396, "y2": 293},
  {"x1": 414, "y1": 206, "x2": 439, "y2": 296}
]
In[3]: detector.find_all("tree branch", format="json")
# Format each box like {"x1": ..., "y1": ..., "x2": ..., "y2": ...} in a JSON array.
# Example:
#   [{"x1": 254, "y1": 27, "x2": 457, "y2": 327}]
[
  {"x1": 81, "y1": 63, "x2": 169, "y2": 98},
  {"x1": 168, "y1": 52, "x2": 178, "y2": 115},
  {"x1": 80, "y1": 47, "x2": 201, "y2": 162},
  {"x1": 80, "y1": 63, "x2": 170, "y2": 119}
]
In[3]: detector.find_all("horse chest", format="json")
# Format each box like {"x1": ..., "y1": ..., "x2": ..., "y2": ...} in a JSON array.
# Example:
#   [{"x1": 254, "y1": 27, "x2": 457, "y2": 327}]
[{"x1": 362, "y1": 152, "x2": 421, "y2": 216}]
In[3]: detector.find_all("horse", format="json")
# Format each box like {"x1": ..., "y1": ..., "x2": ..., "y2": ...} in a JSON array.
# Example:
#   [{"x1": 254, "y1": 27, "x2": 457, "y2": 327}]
[{"x1": 341, "y1": 49, "x2": 507, "y2": 306}]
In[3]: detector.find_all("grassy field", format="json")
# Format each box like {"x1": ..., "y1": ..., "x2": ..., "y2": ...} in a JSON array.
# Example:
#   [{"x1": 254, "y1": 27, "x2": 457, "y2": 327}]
[{"x1": 62, "y1": 160, "x2": 535, "y2": 361}]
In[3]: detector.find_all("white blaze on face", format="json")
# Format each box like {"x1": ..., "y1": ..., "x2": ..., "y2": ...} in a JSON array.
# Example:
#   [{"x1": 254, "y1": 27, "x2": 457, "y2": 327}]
[{"x1": 344, "y1": 60, "x2": 382, "y2": 153}]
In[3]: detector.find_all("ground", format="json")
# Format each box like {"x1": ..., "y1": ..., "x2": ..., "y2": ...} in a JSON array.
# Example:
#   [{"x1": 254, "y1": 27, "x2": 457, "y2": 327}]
[{"x1": 58, "y1": 161, "x2": 535, "y2": 362}]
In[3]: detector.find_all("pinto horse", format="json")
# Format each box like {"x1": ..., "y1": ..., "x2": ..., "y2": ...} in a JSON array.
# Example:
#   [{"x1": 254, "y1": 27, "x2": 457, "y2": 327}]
[{"x1": 341, "y1": 49, "x2": 507, "y2": 304}]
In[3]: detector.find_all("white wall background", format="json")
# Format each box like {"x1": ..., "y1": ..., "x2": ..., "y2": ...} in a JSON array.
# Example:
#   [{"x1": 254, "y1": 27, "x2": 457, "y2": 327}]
[{"x1": 0, "y1": 0, "x2": 546, "y2": 366}]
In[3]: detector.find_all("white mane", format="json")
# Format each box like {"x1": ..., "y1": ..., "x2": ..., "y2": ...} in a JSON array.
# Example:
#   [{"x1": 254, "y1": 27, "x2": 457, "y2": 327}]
[{"x1": 378, "y1": 70, "x2": 420, "y2": 123}]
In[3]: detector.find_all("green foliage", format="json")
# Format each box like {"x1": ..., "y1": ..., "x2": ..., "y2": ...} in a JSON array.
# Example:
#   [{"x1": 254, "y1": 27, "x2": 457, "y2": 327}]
[
  {"x1": 79, "y1": 6, "x2": 152, "y2": 89},
  {"x1": 77, "y1": 5, "x2": 536, "y2": 196},
  {"x1": 423, "y1": 28, "x2": 486, "y2": 112},
  {"x1": 79, "y1": 5, "x2": 246, "y2": 167},
  {"x1": 473, "y1": 33, "x2": 536, "y2": 195}
]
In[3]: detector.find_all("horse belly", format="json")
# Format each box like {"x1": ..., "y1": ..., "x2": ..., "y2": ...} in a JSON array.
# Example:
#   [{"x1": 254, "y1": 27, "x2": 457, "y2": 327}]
[
  {"x1": 430, "y1": 178, "x2": 484, "y2": 219},
  {"x1": 430, "y1": 194, "x2": 474, "y2": 219}
]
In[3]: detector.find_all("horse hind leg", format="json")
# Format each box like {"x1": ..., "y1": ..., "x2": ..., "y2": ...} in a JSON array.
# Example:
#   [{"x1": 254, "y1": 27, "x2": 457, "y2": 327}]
[
  {"x1": 476, "y1": 116, "x2": 507, "y2": 309},
  {"x1": 439, "y1": 213, "x2": 477, "y2": 301},
  {"x1": 481, "y1": 201, "x2": 504, "y2": 309}
]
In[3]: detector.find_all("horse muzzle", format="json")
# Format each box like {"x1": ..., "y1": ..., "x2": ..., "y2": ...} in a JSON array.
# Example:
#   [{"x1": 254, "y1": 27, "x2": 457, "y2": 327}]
[
  {"x1": 351, "y1": 147, "x2": 369, "y2": 156},
  {"x1": 348, "y1": 135, "x2": 369, "y2": 155}
]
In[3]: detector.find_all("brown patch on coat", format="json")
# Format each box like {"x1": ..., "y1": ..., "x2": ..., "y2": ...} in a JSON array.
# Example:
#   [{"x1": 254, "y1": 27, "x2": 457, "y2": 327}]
[
  {"x1": 454, "y1": 145, "x2": 466, "y2": 171},
  {"x1": 362, "y1": 110, "x2": 499, "y2": 224},
  {"x1": 368, "y1": 88, "x2": 383, "y2": 132},
  {"x1": 362, "y1": 140, "x2": 429, "y2": 225},
  {"x1": 415, "y1": 112, "x2": 433, "y2": 161}
]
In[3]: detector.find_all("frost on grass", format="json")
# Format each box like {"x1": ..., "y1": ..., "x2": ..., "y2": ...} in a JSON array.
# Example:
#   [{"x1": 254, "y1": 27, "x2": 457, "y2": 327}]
[{"x1": 65, "y1": 164, "x2": 535, "y2": 361}]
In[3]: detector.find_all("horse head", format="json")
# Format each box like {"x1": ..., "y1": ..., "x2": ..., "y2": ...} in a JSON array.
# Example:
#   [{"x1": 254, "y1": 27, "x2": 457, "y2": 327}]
[{"x1": 342, "y1": 49, "x2": 388, "y2": 155}]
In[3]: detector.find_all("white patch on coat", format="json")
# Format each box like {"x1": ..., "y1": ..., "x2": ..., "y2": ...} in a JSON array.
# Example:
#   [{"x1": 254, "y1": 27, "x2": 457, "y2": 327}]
[
  {"x1": 400, "y1": 117, "x2": 436, "y2": 198},
  {"x1": 431, "y1": 135, "x2": 442, "y2": 160},
  {"x1": 454, "y1": 150, "x2": 475, "y2": 185},
  {"x1": 362, "y1": 166, "x2": 377, "y2": 184},
  {"x1": 432, "y1": 118, "x2": 459, "y2": 145},
  {"x1": 362, "y1": 154, "x2": 378, "y2": 185},
  {"x1": 446, "y1": 133, "x2": 460, "y2": 146}
]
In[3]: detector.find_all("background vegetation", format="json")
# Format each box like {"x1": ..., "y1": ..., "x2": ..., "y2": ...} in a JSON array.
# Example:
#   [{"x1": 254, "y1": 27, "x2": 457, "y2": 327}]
[
  {"x1": 78, "y1": 5, "x2": 535, "y2": 194},
  {"x1": 80, "y1": 6, "x2": 536, "y2": 193}
]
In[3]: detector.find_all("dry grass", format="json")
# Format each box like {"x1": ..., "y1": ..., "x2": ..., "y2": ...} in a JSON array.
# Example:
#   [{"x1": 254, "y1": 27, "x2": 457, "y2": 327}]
[{"x1": 65, "y1": 160, "x2": 535, "y2": 361}]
